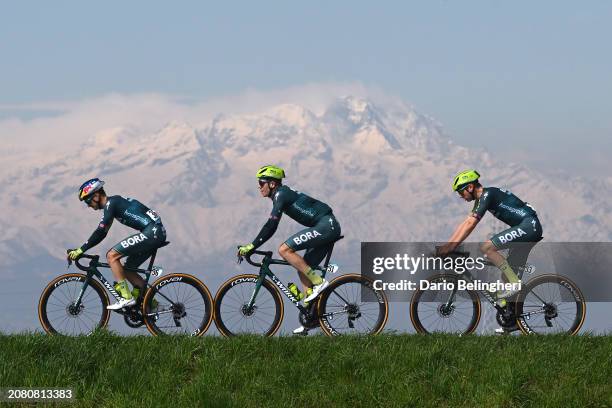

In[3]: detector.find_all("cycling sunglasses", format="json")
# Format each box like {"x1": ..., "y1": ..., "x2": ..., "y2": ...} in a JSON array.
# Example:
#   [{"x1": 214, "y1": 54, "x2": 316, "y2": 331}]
[
  {"x1": 456, "y1": 184, "x2": 470, "y2": 194},
  {"x1": 84, "y1": 194, "x2": 96, "y2": 205}
]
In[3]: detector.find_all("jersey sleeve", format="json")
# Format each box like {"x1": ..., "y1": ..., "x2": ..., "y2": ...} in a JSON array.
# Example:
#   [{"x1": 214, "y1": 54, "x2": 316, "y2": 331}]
[
  {"x1": 471, "y1": 189, "x2": 491, "y2": 220},
  {"x1": 269, "y1": 189, "x2": 285, "y2": 221},
  {"x1": 251, "y1": 189, "x2": 286, "y2": 248},
  {"x1": 80, "y1": 200, "x2": 114, "y2": 252}
]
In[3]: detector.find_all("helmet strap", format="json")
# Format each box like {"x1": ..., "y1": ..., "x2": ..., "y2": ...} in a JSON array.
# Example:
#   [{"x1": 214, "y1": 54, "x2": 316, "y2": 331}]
[
  {"x1": 266, "y1": 180, "x2": 280, "y2": 197},
  {"x1": 468, "y1": 184, "x2": 479, "y2": 200}
]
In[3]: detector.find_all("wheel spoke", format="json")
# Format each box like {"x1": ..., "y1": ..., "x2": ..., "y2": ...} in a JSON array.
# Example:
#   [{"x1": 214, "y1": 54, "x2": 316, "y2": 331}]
[
  {"x1": 319, "y1": 278, "x2": 387, "y2": 335},
  {"x1": 216, "y1": 278, "x2": 281, "y2": 336}
]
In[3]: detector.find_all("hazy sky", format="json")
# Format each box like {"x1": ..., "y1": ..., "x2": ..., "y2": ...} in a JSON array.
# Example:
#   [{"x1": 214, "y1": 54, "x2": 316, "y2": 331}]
[
  {"x1": 1, "y1": 3, "x2": 611, "y2": 333},
  {"x1": 1, "y1": 1, "x2": 611, "y2": 177}
]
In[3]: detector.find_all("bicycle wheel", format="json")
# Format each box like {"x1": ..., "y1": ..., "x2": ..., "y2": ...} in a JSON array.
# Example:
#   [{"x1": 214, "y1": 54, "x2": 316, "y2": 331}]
[
  {"x1": 143, "y1": 273, "x2": 214, "y2": 336},
  {"x1": 214, "y1": 274, "x2": 283, "y2": 337},
  {"x1": 38, "y1": 273, "x2": 110, "y2": 335},
  {"x1": 515, "y1": 274, "x2": 586, "y2": 335},
  {"x1": 410, "y1": 274, "x2": 481, "y2": 334},
  {"x1": 318, "y1": 274, "x2": 389, "y2": 336}
]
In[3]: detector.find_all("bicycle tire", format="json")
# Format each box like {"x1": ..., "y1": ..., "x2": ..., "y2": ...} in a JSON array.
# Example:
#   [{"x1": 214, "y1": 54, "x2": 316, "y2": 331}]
[
  {"x1": 38, "y1": 273, "x2": 110, "y2": 335},
  {"x1": 410, "y1": 274, "x2": 481, "y2": 334},
  {"x1": 318, "y1": 274, "x2": 389, "y2": 336},
  {"x1": 142, "y1": 273, "x2": 214, "y2": 336},
  {"x1": 214, "y1": 274, "x2": 283, "y2": 337},
  {"x1": 515, "y1": 274, "x2": 586, "y2": 335}
]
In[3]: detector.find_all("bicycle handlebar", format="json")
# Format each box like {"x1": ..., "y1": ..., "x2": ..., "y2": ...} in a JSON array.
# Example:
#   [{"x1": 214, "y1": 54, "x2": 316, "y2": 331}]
[
  {"x1": 66, "y1": 250, "x2": 101, "y2": 272},
  {"x1": 237, "y1": 249, "x2": 273, "y2": 268}
]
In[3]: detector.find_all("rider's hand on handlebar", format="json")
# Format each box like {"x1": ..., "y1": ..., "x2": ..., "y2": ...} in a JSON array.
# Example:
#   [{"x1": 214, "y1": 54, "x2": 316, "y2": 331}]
[
  {"x1": 67, "y1": 247, "x2": 84, "y2": 261},
  {"x1": 237, "y1": 243, "x2": 255, "y2": 257}
]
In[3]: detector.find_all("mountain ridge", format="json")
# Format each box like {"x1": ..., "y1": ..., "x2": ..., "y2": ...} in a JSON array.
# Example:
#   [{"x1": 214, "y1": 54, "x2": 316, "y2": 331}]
[{"x1": 1, "y1": 96, "x2": 610, "y2": 273}]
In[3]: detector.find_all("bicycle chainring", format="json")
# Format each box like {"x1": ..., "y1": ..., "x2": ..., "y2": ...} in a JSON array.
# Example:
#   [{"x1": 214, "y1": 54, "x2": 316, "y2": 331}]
[
  {"x1": 496, "y1": 308, "x2": 517, "y2": 328},
  {"x1": 299, "y1": 307, "x2": 320, "y2": 329},
  {"x1": 123, "y1": 309, "x2": 145, "y2": 328}
]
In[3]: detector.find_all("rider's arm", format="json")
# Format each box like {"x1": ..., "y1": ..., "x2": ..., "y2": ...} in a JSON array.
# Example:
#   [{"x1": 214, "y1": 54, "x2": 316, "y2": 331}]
[
  {"x1": 446, "y1": 215, "x2": 479, "y2": 250},
  {"x1": 251, "y1": 189, "x2": 285, "y2": 249},
  {"x1": 251, "y1": 217, "x2": 281, "y2": 249},
  {"x1": 471, "y1": 188, "x2": 491, "y2": 221},
  {"x1": 80, "y1": 202, "x2": 114, "y2": 252}
]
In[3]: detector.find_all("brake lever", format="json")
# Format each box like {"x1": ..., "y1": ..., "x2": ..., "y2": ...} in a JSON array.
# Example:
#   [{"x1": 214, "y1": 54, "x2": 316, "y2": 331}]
[
  {"x1": 66, "y1": 249, "x2": 73, "y2": 269},
  {"x1": 236, "y1": 246, "x2": 244, "y2": 264}
]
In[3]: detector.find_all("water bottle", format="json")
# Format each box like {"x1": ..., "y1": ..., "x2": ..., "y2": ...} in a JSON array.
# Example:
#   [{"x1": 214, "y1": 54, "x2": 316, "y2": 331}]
[{"x1": 288, "y1": 282, "x2": 304, "y2": 301}]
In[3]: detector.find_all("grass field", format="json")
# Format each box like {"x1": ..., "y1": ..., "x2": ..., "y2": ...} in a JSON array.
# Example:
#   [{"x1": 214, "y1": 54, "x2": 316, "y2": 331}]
[{"x1": 1, "y1": 332, "x2": 611, "y2": 407}]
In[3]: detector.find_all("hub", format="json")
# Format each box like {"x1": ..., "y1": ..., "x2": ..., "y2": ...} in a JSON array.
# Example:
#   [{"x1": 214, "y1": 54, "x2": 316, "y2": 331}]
[
  {"x1": 241, "y1": 304, "x2": 256, "y2": 317},
  {"x1": 543, "y1": 303, "x2": 558, "y2": 319},
  {"x1": 438, "y1": 303, "x2": 455, "y2": 317},
  {"x1": 66, "y1": 303, "x2": 84, "y2": 317},
  {"x1": 172, "y1": 303, "x2": 187, "y2": 319},
  {"x1": 346, "y1": 303, "x2": 360, "y2": 318}
]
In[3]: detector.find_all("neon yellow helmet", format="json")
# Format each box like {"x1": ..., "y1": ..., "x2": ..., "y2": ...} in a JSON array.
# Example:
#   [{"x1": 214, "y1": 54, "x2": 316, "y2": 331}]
[
  {"x1": 452, "y1": 169, "x2": 480, "y2": 191},
  {"x1": 256, "y1": 165, "x2": 285, "y2": 181}
]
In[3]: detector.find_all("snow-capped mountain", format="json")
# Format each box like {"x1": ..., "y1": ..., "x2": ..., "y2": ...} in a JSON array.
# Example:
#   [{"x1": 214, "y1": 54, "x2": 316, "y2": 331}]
[{"x1": 1, "y1": 96, "x2": 610, "y2": 274}]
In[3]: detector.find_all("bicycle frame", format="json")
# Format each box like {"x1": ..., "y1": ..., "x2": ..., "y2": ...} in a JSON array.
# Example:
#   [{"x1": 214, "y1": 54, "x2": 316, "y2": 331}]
[
  {"x1": 71, "y1": 249, "x2": 162, "y2": 312},
  {"x1": 442, "y1": 268, "x2": 505, "y2": 313},
  {"x1": 441, "y1": 258, "x2": 544, "y2": 320},
  {"x1": 243, "y1": 241, "x2": 340, "y2": 315},
  {"x1": 245, "y1": 253, "x2": 315, "y2": 315}
]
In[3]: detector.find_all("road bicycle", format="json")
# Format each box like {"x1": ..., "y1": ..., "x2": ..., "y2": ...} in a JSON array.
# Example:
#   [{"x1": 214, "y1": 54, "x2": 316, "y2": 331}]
[
  {"x1": 409, "y1": 249, "x2": 586, "y2": 335},
  {"x1": 214, "y1": 236, "x2": 389, "y2": 336},
  {"x1": 38, "y1": 242, "x2": 214, "y2": 336}
]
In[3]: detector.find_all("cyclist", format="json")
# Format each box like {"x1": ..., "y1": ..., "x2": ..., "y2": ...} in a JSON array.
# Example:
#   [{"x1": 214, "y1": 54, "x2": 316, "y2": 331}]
[
  {"x1": 238, "y1": 166, "x2": 341, "y2": 330},
  {"x1": 67, "y1": 178, "x2": 167, "y2": 310},
  {"x1": 437, "y1": 170, "x2": 543, "y2": 331}
]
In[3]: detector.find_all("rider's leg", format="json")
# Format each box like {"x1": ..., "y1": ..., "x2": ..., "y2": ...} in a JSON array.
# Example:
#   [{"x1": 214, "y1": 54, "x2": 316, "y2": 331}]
[
  {"x1": 108, "y1": 224, "x2": 166, "y2": 301},
  {"x1": 506, "y1": 242, "x2": 537, "y2": 280},
  {"x1": 302, "y1": 245, "x2": 333, "y2": 288},
  {"x1": 107, "y1": 249, "x2": 126, "y2": 281},
  {"x1": 281, "y1": 215, "x2": 341, "y2": 303},
  {"x1": 105, "y1": 249, "x2": 136, "y2": 310},
  {"x1": 107, "y1": 249, "x2": 133, "y2": 300},
  {"x1": 278, "y1": 244, "x2": 317, "y2": 287},
  {"x1": 123, "y1": 252, "x2": 150, "y2": 290},
  {"x1": 480, "y1": 241, "x2": 520, "y2": 283},
  {"x1": 485, "y1": 218, "x2": 543, "y2": 284}
]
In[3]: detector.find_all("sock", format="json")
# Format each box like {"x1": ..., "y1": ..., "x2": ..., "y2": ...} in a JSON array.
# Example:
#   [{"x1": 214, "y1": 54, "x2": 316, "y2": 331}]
[
  {"x1": 132, "y1": 287, "x2": 141, "y2": 299},
  {"x1": 499, "y1": 261, "x2": 519, "y2": 284},
  {"x1": 117, "y1": 280, "x2": 133, "y2": 299},
  {"x1": 304, "y1": 267, "x2": 323, "y2": 285}
]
